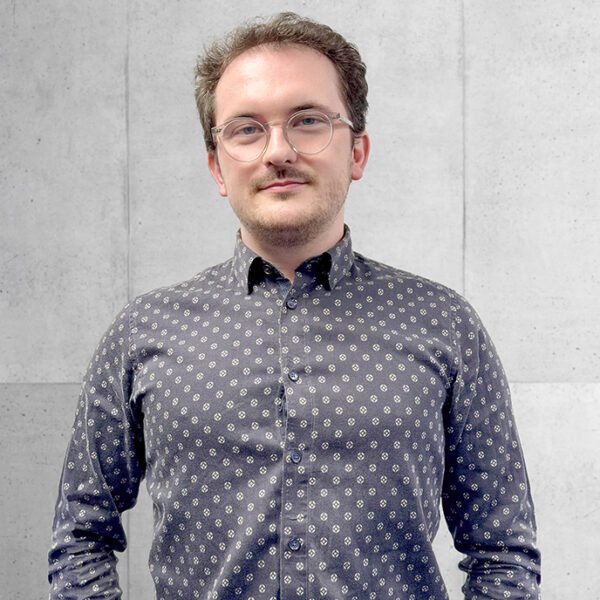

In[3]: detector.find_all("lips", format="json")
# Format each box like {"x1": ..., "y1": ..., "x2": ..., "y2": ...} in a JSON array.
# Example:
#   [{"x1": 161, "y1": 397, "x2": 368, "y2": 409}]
[
  {"x1": 259, "y1": 180, "x2": 307, "y2": 191},
  {"x1": 252, "y1": 169, "x2": 313, "y2": 193}
]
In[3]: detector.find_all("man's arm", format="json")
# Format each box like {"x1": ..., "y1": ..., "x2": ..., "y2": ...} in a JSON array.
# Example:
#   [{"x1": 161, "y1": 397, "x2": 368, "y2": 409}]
[
  {"x1": 442, "y1": 296, "x2": 541, "y2": 599},
  {"x1": 48, "y1": 304, "x2": 145, "y2": 600}
]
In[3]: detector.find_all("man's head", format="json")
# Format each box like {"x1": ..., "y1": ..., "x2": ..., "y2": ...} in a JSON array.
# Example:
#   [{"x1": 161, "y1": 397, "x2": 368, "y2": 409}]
[
  {"x1": 194, "y1": 12, "x2": 368, "y2": 153},
  {"x1": 195, "y1": 13, "x2": 370, "y2": 254}
]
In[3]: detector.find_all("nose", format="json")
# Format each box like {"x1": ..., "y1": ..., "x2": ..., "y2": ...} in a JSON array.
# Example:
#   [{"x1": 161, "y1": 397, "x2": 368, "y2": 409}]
[{"x1": 261, "y1": 124, "x2": 298, "y2": 166}]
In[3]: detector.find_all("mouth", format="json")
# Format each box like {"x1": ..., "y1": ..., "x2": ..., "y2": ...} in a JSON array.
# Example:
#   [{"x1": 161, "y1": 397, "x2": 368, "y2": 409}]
[{"x1": 259, "y1": 180, "x2": 308, "y2": 192}]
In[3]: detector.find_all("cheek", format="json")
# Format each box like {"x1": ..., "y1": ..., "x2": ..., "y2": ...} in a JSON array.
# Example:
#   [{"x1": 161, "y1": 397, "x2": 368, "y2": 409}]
[
  {"x1": 223, "y1": 169, "x2": 255, "y2": 204},
  {"x1": 222, "y1": 162, "x2": 251, "y2": 184}
]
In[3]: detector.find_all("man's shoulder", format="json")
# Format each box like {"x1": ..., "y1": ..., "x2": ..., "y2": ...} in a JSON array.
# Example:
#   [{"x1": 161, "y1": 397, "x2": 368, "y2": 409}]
[
  {"x1": 131, "y1": 258, "x2": 237, "y2": 308},
  {"x1": 354, "y1": 252, "x2": 461, "y2": 304},
  {"x1": 354, "y1": 252, "x2": 485, "y2": 334}
]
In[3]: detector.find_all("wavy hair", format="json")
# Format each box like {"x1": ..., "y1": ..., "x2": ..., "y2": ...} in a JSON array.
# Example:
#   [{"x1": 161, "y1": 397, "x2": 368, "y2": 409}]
[{"x1": 194, "y1": 12, "x2": 368, "y2": 152}]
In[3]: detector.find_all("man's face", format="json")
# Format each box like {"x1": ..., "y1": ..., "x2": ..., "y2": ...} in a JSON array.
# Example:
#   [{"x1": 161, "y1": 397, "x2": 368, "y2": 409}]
[{"x1": 208, "y1": 44, "x2": 369, "y2": 250}]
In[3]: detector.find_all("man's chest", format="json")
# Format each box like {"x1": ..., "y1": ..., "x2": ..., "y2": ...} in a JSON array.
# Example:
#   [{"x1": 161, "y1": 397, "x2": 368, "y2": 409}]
[{"x1": 130, "y1": 287, "x2": 455, "y2": 472}]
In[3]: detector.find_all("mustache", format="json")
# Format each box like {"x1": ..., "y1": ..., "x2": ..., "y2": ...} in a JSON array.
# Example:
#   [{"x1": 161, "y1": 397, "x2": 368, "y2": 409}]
[{"x1": 251, "y1": 167, "x2": 314, "y2": 192}]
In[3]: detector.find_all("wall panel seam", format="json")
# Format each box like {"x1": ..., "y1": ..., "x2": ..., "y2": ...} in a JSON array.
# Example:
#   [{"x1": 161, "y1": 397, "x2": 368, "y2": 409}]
[
  {"x1": 124, "y1": 1, "x2": 132, "y2": 597},
  {"x1": 461, "y1": 0, "x2": 467, "y2": 297}
]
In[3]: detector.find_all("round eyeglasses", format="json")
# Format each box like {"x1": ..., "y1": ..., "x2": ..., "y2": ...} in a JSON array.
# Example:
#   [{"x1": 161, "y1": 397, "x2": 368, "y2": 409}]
[{"x1": 211, "y1": 109, "x2": 355, "y2": 162}]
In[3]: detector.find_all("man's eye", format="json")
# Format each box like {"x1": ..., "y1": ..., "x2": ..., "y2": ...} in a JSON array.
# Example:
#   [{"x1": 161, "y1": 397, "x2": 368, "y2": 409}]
[
  {"x1": 291, "y1": 114, "x2": 328, "y2": 129},
  {"x1": 232, "y1": 124, "x2": 260, "y2": 137}
]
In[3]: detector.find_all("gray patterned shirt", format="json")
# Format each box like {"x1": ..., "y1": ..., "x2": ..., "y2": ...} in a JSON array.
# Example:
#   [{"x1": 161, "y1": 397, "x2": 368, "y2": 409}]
[{"x1": 49, "y1": 228, "x2": 540, "y2": 600}]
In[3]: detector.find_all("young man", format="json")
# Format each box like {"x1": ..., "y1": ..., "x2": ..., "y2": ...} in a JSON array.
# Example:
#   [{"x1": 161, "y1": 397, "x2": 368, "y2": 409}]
[{"x1": 49, "y1": 13, "x2": 541, "y2": 600}]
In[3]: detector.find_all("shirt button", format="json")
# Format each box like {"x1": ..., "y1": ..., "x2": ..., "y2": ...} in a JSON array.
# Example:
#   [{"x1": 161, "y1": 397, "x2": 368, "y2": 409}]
[
  {"x1": 288, "y1": 538, "x2": 302, "y2": 551},
  {"x1": 290, "y1": 450, "x2": 302, "y2": 464},
  {"x1": 286, "y1": 298, "x2": 298, "y2": 309},
  {"x1": 288, "y1": 370, "x2": 299, "y2": 382}
]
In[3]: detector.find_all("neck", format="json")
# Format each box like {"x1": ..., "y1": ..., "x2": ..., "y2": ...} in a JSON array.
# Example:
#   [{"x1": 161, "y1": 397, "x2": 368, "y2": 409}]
[{"x1": 240, "y1": 224, "x2": 344, "y2": 282}]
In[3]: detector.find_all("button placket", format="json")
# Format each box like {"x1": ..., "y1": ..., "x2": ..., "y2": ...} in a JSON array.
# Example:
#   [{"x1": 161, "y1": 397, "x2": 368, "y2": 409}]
[{"x1": 279, "y1": 285, "x2": 310, "y2": 600}]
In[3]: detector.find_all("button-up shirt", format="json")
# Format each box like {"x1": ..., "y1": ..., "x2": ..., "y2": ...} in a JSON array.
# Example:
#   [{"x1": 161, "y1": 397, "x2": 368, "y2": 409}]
[{"x1": 49, "y1": 229, "x2": 541, "y2": 600}]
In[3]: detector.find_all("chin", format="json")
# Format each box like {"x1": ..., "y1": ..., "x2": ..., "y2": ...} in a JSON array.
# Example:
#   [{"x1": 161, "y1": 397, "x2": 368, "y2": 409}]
[{"x1": 246, "y1": 218, "x2": 323, "y2": 248}]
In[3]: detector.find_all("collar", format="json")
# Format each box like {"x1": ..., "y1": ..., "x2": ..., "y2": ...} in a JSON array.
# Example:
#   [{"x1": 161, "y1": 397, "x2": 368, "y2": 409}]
[{"x1": 230, "y1": 226, "x2": 355, "y2": 294}]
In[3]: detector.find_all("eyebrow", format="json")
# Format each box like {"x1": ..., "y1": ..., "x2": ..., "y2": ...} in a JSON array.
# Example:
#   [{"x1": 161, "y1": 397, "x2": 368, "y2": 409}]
[
  {"x1": 223, "y1": 102, "x2": 337, "y2": 123},
  {"x1": 293, "y1": 102, "x2": 333, "y2": 113}
]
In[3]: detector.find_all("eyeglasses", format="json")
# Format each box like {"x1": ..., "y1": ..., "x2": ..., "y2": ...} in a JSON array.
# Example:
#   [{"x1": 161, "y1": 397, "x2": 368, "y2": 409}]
[{"x1": 211, "y1": 109, "x2": 355, "y2": 162}]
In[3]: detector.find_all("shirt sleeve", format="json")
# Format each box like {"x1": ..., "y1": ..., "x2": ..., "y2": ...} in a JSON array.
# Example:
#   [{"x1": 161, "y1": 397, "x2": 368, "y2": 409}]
[
  {"x1": 442, "y1": 295, "x2": 541, "y2": 600},
  {"x1": 48, "y1": 304, "x2": 145, "y2": 600}
]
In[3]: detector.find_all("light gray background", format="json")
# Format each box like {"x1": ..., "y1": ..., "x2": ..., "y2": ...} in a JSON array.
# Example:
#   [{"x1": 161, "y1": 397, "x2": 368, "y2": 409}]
[{"x1": 1, "y1": 1, "x2": 599, "y2": 598}]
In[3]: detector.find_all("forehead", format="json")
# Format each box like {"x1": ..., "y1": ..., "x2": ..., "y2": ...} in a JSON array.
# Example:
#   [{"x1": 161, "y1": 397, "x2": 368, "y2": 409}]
[{"x1": 214, "y1": 44, "x2": 345, "y2": 122}]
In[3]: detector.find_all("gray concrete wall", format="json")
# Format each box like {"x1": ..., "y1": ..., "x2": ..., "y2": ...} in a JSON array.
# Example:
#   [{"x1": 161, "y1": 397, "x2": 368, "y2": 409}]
[{"x1": 1, "y1": 1, "x2": 599, "y2": 598}]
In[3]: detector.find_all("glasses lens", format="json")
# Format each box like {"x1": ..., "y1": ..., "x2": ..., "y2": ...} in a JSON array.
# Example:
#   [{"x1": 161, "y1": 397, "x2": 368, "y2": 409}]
[
  {"x1": 286, "y1": 111, "x2": 333, "y2": 155},
  {"x1": 220, "y1": 118, "x2": 267, "y2": 161}
]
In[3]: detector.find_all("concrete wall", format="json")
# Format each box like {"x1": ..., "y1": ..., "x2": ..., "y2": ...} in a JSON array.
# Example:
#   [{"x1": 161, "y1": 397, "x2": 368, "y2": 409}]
[{"x1": 1, "y1": 1, "x2": 599, "y2": 598}]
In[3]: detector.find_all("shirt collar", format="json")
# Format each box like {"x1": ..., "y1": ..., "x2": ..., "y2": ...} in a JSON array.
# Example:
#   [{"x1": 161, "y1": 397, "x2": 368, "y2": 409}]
[{"x1": 231, "y1": 226, "x2": 355, "y2": 294}]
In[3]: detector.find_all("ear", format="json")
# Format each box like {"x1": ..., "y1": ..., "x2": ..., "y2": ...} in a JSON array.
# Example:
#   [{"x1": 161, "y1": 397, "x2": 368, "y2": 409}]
[
  {"x1": 350, "y1": 132, "x2": 370, "y2": 181},
  {"x1": 208, "y1": 150, "x2": 228, "y2": 197}
]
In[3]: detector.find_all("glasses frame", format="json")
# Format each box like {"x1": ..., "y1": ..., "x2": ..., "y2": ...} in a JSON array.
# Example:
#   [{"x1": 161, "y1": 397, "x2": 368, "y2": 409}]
[{"x1": 211, "y1": 109, "x2": 355, "y2": 162}]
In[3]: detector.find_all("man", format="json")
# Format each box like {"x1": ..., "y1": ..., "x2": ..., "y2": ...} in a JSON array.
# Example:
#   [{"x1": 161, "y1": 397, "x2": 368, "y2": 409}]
[{"x1": 49, "y1": 12, "x2": 541, "y2": 600}]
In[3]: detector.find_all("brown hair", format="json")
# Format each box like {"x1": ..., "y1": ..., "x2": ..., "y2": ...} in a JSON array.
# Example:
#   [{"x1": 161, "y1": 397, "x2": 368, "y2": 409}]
[{"x1": 194, "y1": 12, "x2": 368, "y2": 152}]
